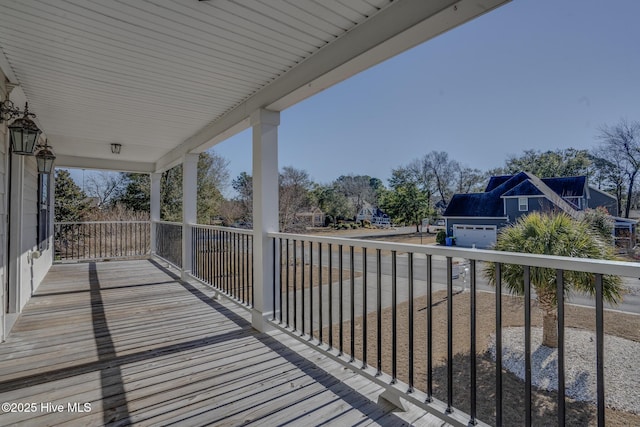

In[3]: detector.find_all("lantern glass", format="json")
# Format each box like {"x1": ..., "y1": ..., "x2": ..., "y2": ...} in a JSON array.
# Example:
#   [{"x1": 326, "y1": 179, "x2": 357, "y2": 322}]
[
  {"x1": 9, "y1": 116, "x2": 41, "y2": 155},
  {"x1": 36, "y1": 148, "x2": 55, "y2": 174}
]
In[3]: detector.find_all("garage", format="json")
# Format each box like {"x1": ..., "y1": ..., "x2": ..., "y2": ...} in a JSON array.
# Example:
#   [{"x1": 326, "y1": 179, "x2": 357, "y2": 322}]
[{"x1": 453, "y1": 225, "x2": 497, "y2": 249}]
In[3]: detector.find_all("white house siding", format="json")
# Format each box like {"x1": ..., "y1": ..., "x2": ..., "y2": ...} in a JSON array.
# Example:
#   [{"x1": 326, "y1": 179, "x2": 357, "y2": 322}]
[
  {"x1": 0, "y1": 77, "x2": 7, "y2": 341},
  {"x1": 19, "y1": 156, "x2": 52, "y2": 311},
  {"x1": 1, "y1": 75, "x2": 52, "y2": 338}
]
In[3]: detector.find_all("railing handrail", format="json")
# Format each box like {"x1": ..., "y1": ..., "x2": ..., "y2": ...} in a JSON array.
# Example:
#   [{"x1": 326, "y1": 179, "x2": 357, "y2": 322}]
[
  {"x1": 268, "y1": 231, "x2": 640, "y2": 277},
  {"x1": 190, "y1": 223, "x2": 254, "y2": 236},
  {"x1": 54, "y1": 220, "x2": 151, "y2": 225}
]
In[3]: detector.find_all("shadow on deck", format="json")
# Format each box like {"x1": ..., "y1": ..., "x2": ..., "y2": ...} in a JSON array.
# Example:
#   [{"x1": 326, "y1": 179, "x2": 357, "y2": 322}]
[{"x1": 0, "y1": 259, "x2": 440, "y2": 426}]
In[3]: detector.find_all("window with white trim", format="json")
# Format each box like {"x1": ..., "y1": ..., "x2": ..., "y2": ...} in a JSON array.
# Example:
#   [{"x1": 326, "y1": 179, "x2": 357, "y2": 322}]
[{"x1": 518, "y1": 197, "x2": 528, "y2": 212}]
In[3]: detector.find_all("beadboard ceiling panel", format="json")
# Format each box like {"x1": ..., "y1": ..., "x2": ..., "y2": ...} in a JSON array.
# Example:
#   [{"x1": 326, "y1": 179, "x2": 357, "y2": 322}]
[{"x1": 0, "y1": 0, "x2": 508, "y2": 172}]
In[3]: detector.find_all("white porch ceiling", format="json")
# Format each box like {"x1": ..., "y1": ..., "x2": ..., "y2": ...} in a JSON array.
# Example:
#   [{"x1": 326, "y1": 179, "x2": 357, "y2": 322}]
[{"x1": 0, "y1": 0, "x2": 509, "y2": 173}]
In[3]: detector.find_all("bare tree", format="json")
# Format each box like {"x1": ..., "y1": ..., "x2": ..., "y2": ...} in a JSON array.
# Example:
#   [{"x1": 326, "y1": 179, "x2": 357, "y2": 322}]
[
  {"x1": 218, "y1": 199, "x2": 244, "y2": 226},
  {"x1": 421, "y1": 151, "x2": 458, "y2": 206},
  {"x1": 84, "y1": 171, "x2": 127, "y2": 208},
  {"x1": 590, "y1": 151, "x2": 626, "y2": 217},
  {"x1": 334, "y1": 175, "x2": 377, "y2": 218},
  {"x1": 454, "y1": 165, "x2": 485, "y2": 193},
  {"x1": 280, "y1": 166, "x2": 313, "y2": 232},
  {"x1": 595, "y1": 119, "x2": 640, "y2": 218}
]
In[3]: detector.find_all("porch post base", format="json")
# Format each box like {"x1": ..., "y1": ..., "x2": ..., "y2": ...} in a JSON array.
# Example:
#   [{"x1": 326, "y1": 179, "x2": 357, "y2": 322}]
[
  {"x1": 180, "y1": 270, "x2": 192, "y2": 281},
  {"x1": 251, "y1": 310, "x2": 275, "y2": 333},
  {"x1": 378, "y1": 389, "x2": 407, "y2": 412}
]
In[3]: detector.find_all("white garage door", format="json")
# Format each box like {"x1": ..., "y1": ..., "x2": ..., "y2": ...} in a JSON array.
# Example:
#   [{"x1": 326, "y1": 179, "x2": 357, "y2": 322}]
[{"x1": 453, "y1": 225, "x2": 497, "y2": 249}]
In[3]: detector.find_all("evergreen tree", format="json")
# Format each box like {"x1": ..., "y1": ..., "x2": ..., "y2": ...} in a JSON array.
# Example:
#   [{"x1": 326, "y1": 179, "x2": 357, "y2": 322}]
[
  {"x1": 118, "y1": 173, "x2": 150, "y2": 212},
  {"x1": 54, "y1": 169, "x2": 89, "y2": 221}
]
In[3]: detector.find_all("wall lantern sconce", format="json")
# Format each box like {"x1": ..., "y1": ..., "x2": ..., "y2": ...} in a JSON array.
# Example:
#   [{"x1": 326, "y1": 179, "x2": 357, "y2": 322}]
[
  {"x1": 111, "y1": 143, "x2": 122, "y2": 154},
  {"x1": 0, "y1": 101, "x2": 42, "y2": 155},
  {"x1": 35, "y1": 140, "x2": 56, "y2": 174}
]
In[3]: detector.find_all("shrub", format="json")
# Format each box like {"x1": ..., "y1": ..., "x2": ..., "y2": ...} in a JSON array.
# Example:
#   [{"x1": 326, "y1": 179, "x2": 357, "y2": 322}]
[{"x1": 436, "y1": 230, "x2": 447, "y2": 245}]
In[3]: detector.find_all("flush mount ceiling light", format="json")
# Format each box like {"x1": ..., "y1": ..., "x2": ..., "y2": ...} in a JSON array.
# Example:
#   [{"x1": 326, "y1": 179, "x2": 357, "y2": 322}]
[
  {"x1": 111, "y1": 143, "x2": 122, "y2": 154},
  {"x1": 0, "y1": 101, "x2": 42, "y2": 155},
  {"x1": 35, "y1": 139, "x2": 56, "y2": 174}
]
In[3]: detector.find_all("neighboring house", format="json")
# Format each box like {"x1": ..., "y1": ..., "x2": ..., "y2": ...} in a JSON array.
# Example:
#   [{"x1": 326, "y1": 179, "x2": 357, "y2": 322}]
[
  {"x1": 295, "y1": 207, "x2": 325, "y2": 228},
  {"x1": 356, "y1": 204, "x2": 391, "y2": 228},
  {"x1": 443, "y1": 171, "x2": 622, "y2": 248}
]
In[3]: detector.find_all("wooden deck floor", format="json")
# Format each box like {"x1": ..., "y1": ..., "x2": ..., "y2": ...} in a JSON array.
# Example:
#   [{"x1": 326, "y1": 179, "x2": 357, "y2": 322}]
[{"x1": 0, "y1": 260, "x2": 445, "y2": 426}]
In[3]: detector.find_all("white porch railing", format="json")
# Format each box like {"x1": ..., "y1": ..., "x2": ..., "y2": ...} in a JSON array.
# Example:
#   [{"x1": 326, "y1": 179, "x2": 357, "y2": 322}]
[
  {"x1": 58, "y1": 219, "x2": 639, "y2": 426},
  {"x1": 263, "y1": 232, "x2": 639, "y2": 427},
  {"x1": 53, "y1": 221, "x2": 150, "y2": 262},
  {"x1": 154, "y1": 220, "x2": 183, "y2": 268},
  {"x1": 189, "y1": 224, "x2": 254, "y2": 307}
]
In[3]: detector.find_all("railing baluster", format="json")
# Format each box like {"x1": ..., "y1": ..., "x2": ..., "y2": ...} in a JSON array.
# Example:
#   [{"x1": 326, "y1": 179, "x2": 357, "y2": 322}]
[
  {"x1": 228, "y1": 232, "x2": 233, "y2": 295},
  {"x1": 244, "y1": 234, "x2": 248, "y2": 303},
  {"x1": 426, "y1": 254, "x2": 433, "y2": 402},
  {"x1": 391, "y1": 250, "x2": 397, "y2": 384},
  {"x1": 293, "y1": 239, "x2": 298, "y2": 331},
  {"x1": 350, "y1": 245, "x2": 355, "y2": 362},
  {"x1": 242, "y1": 234, "x2": 246, "y2": 303},
  {"x1": 232, "y1": 233, "x2": 236, "y2": 297},
  {"x1": 221, "y1": 231, "x2": 224, "y2": 291},
  {"x1": 250, "y1": 234, "x2": 254, "y2": 307},
  {"x1": 595, "y1": 273, "x2": 605, "y2": 427},
  {"x1": 339, "y1": 244, "x2": 344, "y2": 356},
  {"x1": 376, "y1": 248, "x2": 382, "y2": 376},
  {"x1": 286, "y1": 238, "x2": 290, "y2": 328},
  {"x1": 231, "y1": 233, "x2": 236, "y2": 297},
  {"x1": 362, "y1": 247, "x2": 367, "y2": 368},
  {"x1": 222, "y1": 231, "x2": 227, "y2": 292},
  {"x1": 222, "y1": 231, "x2": 226, "y2": 292},
  {"x1": 215, "y1": 230, "x2": 220, "y2": 289},
  {"x1": 301, "y1": 241, "x2": 305, "y2": 336},
  {"x1": 524, "y1": 265, "x2": 532, "y2": 427},
  {"x1": 495, "y1": 262, "x2": 503, "y2": 427},
  {"x1": 192, "y1": 227, "x2": 196, "y2": 277},
  {"x1": 191, "y1": 227, "x2": 199, "y2": 277},
  {"x1": 557, "y1": 269, "x2": 565, "y2": 426},
  {"x1": 328, "y1": 243, "x2": 333, "y2": 349},
  {"x1": 279, "y1": 238, "x2": 283, "y2": 324},
  {"x1": 236, "y1": 233, "x2": 240, "y2": 299},
  {"x1": 470, "y1": 259, "x2": 477, "y2": 425},
  {"x1": 446, "y1": 256, "x2": 453, "y2": 413},
  {"x1": 309, "y1": 242, "x2": 313, "y2": 339},
  {"x1": 208, "y1": 230, "x2": 212, "y2": 285},
  {"x1": 272, "y1": 237, "x2": 276, "y2": 321},
  {"x1": 318, "y1": 242, "x2": 323, "y2": 344},
  {"x1": 408, "y1": 252, "x2": 414, "y2": 393}
]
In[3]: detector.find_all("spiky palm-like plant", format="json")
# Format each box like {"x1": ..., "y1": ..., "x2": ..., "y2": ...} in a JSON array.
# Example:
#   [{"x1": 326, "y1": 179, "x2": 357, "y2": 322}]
[{"x1": 484, "y1": 212, "x2": 623, "y2": 348}]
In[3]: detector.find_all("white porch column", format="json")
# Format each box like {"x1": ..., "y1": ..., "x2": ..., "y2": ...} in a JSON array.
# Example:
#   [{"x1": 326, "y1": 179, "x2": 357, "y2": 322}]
[
  {"x1": 181, "y1": 153, "x2": 198, "y2": 280},
  {"x1": 251, "y1": 109, "x2": 279, "y2": 332},
  {"x1": 149, "y1": 173, "x2": 161, "y2": 254}
]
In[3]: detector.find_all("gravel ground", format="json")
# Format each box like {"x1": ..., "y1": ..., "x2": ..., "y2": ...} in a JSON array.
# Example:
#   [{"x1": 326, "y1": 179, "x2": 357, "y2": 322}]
[{"x1": 489, "y1": 327, "x2": 640, "y2": 414}]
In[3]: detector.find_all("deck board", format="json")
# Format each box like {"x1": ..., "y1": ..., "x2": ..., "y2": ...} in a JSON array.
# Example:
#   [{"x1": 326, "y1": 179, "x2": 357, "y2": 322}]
[{"x1": 0, "y1": 260, "x2": 446, "y2": 426}]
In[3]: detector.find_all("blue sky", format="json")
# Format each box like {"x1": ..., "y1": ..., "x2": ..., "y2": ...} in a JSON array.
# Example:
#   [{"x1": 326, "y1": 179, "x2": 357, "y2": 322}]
[
  {"x1": 69, "y1": 0, "x2": 640, "y2": 193},
  {"x1": 214, "y1": 0, "x2": 640, "y2": 188}
]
